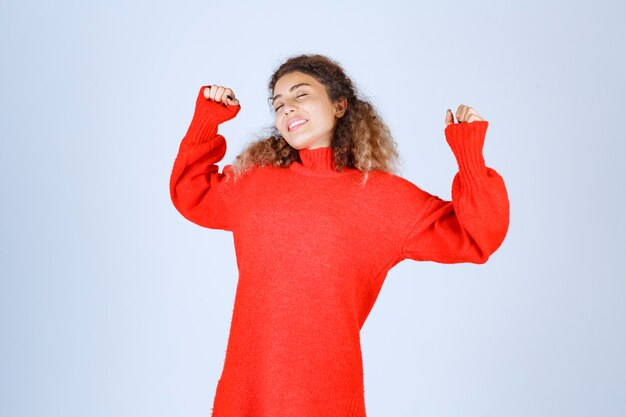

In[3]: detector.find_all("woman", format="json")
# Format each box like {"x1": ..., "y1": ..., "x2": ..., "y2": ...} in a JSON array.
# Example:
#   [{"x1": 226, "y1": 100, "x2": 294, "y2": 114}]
[{"x1": 170, "y1": 53, "x2": 509, "y2": 417}]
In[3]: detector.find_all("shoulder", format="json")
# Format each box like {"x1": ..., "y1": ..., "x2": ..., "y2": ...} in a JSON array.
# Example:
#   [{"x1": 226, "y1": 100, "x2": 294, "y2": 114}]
[
  {"x1": 364, "y1": 169, "x2": 427, "y2": 194},
  {"x1": 225, "y1": 163, "x2": 290, "y2": 189},
  {"x1": 361, "y1": 170, "x2": 437, "y2": 213}
]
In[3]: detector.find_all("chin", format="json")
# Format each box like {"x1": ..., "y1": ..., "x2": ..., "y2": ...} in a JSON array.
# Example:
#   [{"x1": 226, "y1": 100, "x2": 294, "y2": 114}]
[{"x1": 284, "y1": 135, "x2": 312, "y2": 150}]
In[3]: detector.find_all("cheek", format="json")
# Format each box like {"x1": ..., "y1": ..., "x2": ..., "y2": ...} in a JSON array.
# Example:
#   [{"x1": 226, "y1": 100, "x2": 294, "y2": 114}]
[
  {"x1": 275, "y1": 116, "x2": 283, "y2": 132},
  {"x1": 314, "y1": 109, "x2": 334, "y2": 130}
]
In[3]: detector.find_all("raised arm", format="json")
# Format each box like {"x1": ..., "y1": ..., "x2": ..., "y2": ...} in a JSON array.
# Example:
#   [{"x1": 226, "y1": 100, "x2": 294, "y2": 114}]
[
  {"x1": 400, "y1": 121, "x2": 510, "y2": 264},
  {"x1": 169, "y1": 85, "x2": 241, "y2": 231}
]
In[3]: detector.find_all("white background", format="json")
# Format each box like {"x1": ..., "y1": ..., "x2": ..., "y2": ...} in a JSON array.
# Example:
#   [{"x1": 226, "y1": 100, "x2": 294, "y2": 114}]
[{"x1": 1, "y1": 1, "x2": 624, "y2": 416}]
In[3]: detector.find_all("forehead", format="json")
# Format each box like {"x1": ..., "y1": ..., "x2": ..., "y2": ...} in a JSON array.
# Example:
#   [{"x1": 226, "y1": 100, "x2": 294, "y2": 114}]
[{"x1": 274, "y1": 71, "x2": 320, "y2": 93}]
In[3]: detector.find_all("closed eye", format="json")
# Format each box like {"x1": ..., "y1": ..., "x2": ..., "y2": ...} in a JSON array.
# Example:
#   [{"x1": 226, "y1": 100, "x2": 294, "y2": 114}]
[{"x1": 274, "y1": 94, "x2": 307, "y2": 111}]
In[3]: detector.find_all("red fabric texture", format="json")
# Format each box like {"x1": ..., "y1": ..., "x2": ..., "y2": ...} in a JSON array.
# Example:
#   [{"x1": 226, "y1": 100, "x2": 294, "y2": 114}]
[{"x1": 170, "y1": 86, "x2": 510, "y2": 417}]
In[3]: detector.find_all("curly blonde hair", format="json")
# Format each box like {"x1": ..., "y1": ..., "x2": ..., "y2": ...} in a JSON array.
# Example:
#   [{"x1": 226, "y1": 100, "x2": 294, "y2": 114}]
[{"x1": 229, "y1": 53, "x2": 400, "y2": 183}]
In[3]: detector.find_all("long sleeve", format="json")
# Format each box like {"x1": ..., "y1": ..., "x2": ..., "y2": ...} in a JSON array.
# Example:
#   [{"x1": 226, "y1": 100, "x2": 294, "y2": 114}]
[
  {"x1": 400, "y1": 121, "x2": 510, "y2": 264},
  {"x1": 169, "y1": 86, "x2": 241, "y2": 231}
]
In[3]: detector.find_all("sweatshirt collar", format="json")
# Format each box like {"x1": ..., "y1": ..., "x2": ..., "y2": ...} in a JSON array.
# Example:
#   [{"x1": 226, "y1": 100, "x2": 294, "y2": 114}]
[
  {"x1": 288, "y1": 146, "x2": 362, "y2": 177},
  {"x1": 298, "y1": 146, "x2": 336, "y2": 171}
]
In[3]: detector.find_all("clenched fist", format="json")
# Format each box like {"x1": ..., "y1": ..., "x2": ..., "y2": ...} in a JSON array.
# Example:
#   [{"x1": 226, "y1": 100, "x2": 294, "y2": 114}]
[
  {"x1": 193, "y1": 84, "x2": 241, "y2": 125},
  {"x1": 203, "y1": 85, "x2": 240, "y2": 107},
  {"x1": 445, "y1": 105, "x2": 485, "y2": 127}
]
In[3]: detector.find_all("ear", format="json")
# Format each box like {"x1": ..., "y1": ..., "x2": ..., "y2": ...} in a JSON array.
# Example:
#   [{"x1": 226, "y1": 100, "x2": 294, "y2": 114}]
[{"x1": 334, "y1": 96, "x2": 348, "y2": 118}]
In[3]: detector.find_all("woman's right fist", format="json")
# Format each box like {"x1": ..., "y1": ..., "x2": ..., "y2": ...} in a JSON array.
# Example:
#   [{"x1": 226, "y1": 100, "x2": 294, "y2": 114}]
[
  {"x1": 194, "y1": 84, "x2": 241, "y2": 125},
  {"x1": 203, "y1": 85, "x2": 240, "y2": 107}
]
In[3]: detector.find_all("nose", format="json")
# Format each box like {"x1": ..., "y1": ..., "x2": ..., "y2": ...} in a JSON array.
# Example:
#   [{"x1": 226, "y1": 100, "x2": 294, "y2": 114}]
[{"x1": 282, "y1": 100, "x2": 297, "y2": 115}]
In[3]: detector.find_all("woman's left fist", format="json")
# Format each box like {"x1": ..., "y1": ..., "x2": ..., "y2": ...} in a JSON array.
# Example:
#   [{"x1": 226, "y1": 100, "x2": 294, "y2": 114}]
[{"x1": 445, "y1": 105, "x2": 485, "y2": 127}]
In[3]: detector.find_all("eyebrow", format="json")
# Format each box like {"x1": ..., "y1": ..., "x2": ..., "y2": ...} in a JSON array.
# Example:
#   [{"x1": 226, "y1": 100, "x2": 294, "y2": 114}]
[{"x1": 271, "y1": 83, "x2": 311, "y2": 103}]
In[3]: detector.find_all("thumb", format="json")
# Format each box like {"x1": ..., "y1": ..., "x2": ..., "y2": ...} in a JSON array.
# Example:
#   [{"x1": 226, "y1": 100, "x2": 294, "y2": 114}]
[{"x1": 445, "y1": 109, "x2": 454, "y2": 127}]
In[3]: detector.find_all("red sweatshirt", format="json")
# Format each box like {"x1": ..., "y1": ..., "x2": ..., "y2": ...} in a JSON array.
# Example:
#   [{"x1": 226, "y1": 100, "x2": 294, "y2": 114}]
[{"x1": 170, "y1": 86, "x2": 510, "y2": 417}]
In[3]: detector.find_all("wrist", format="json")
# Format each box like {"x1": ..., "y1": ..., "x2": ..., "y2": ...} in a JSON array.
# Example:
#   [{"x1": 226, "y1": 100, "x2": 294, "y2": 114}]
[
  {"x1": 444, "y1": 121, "x2": 489, "y2": 180},
  {"x1": 186, "y1": 86, "x2": 241, "y2": 143}
]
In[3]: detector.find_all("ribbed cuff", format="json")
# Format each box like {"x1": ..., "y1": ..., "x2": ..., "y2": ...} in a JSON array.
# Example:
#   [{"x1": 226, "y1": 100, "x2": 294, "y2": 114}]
[
  {"x1": 444, "y1": 121, "x2": 489, "y2": 187},
  {"x1": 184, "y1": 85, "x2": 241, "y2": 145}
]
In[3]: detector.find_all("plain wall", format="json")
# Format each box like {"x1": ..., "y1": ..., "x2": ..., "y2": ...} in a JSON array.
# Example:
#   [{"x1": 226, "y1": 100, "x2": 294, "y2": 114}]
[{"x1": 1, "y1": 1, "x2": 624, "y2": 416}]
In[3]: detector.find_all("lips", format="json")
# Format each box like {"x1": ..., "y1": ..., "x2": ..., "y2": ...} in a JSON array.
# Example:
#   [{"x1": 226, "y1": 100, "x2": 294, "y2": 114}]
[{"x1": 287, "y1": 117, "x2": 308, "y2": 132}]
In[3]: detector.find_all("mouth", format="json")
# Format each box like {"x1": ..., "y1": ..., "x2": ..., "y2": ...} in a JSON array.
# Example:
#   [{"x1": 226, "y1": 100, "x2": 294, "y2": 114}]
[{"x1": 288, "y1": 119, "x2": 308, "y2": 132}]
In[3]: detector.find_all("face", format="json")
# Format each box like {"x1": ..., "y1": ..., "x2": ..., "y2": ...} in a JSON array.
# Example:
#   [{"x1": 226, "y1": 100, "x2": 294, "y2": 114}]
[{"x1": 272, "y1": 71, "x2": 347, "y2": 150}]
